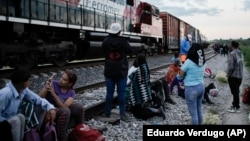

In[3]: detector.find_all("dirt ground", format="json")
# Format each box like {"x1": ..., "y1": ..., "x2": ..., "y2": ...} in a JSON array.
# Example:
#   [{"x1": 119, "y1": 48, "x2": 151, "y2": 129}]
[
  {"x1": 222, "y1": 96, "x2": 249, "y2": 125},
  {"x1": 209, "y1": 54, "x2": 250, "y2": 125}
]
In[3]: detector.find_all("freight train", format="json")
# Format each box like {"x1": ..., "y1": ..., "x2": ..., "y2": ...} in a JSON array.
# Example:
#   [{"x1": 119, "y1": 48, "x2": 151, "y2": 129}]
[{"x1": 0, "y1": 0, "x2": 208, "y2": 70}]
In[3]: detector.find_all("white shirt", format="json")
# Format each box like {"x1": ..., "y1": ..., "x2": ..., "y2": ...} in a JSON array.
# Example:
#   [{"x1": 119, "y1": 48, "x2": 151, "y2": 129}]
[{"x1": 127, "y1": 66, "x2": 138, "y2": 85}]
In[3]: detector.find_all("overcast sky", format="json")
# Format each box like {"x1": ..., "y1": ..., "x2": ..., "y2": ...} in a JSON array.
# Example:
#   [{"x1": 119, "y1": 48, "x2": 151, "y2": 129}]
[{"x1": 141, "y1": 0, "x2": 250, "y2": 41}]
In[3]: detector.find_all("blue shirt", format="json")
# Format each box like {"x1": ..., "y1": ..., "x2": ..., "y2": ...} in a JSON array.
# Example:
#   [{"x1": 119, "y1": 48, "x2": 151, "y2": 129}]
[
  {"x1": 0, "y1": 82, "x2": 55, "y2": 122},
  {"x1": 180, "y1": 37, "x2": 191, "y2": 55},
  {"x1": 181, "y1": 59, "x2": 205, "y2": 86}
]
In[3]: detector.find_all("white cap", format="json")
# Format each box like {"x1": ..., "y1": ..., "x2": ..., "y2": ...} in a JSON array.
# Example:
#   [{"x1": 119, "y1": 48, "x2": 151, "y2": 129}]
[
  {"x1": 108, "y1": 23, "x2": 122, "y2": 34},
  {"x1": 187, "y1": 34, "x2": 192, "y2": 41}
]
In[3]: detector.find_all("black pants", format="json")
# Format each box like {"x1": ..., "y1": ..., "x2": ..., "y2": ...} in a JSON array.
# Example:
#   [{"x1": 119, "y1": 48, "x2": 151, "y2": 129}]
[{"x1": 228, "y1": 77, "x2": 242, "y2": 108}]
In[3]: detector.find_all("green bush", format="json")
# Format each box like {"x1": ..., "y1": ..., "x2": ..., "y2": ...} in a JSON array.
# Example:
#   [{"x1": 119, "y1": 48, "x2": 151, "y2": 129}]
[
  {"x1": 216, "y1": 71, "x2": 228, "y2": 83},
  {"x1": 241, "y1": 45, "x2": 250, "y2": 68}
]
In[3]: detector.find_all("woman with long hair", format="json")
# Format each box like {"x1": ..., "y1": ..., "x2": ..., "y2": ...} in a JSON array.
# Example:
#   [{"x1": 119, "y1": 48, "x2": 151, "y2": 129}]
[
  {"x1": 179, "y1": 43, "x2": 206, "y2": 125},
  {"x1": 40, "y1": 70, "x2": 84, "y2": 141}
]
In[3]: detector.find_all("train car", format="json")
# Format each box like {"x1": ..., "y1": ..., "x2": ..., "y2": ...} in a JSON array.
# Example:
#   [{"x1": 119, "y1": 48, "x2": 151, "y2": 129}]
[
  {"x1": 0, "y1": 0, "x2": 163, "y2": 70},
  {"x1": 160, "y1": 12, "x2": 180, "y2": 52},
  {"x1": 160, "y1": 11, "x2": 206, "y2": 52}
]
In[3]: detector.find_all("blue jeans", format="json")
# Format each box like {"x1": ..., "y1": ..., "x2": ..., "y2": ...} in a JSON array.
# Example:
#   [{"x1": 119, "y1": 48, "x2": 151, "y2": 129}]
[
  {"x1": 185, "y1": 83, "x2": 204, "y2": 125},
  {"x1": 105, "y1": 77, "x2": 127, "y2": 117}
]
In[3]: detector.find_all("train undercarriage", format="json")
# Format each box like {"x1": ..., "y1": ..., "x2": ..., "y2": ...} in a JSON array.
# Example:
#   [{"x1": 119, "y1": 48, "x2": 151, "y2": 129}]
[
  {"x1": 0, "y1": 22, "x2": 82, "y2": 70},
  {"x1": 0, "y1": 21, "x2": 162, "y2": 70}
]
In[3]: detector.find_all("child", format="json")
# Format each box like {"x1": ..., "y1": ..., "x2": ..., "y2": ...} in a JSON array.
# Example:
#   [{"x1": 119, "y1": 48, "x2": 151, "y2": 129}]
[{"x1": 169, "y1": 75, "x2": 185, "y2": 99}]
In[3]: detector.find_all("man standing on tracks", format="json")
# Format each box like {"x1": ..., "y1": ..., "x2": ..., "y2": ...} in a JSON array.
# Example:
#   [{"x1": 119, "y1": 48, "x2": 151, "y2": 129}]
[
  {"x1": 102, "y1": 23, "x2": 132, "y2": 121},
  {"x1": 180, "y1": 34, "x2": 192, "y2": 64}
]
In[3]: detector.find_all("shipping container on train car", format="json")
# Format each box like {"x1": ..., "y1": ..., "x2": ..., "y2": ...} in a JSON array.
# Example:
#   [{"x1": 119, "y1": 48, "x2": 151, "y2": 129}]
[{"x1": 160, "y1": 12, "x2": 180, "y2": 52}]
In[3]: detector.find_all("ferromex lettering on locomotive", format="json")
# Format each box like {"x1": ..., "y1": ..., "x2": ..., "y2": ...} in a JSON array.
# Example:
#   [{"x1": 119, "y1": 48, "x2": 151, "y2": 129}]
[{"x1": 0, "y1": 0, "x2": 208, "y2": 70}]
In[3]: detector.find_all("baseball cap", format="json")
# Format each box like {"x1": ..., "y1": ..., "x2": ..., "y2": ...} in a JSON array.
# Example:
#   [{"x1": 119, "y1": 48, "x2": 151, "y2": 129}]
[{"x1": 108, "y1": 23, "x2": 122, "y2": 34}]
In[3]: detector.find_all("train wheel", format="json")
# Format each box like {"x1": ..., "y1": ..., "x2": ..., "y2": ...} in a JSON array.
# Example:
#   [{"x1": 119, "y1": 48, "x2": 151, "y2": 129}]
[
  {"x1": 53, "y1": 59, "x2": 67, "y2": 67},
  {"x1": 13, "y1": 52, "x2": 37, "y2": 70},
  {"x1": 52, "y1": 52, "x2": 68, "y2": 67}
]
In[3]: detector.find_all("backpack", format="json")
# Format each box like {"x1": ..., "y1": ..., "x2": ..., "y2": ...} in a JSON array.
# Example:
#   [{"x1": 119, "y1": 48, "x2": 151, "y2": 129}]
[
  {"x1": 42, "y1": 122, "x2": 57, "y2": 141},
  {"x1": 68, "y1": 123, "x2": 105, "y2": 141},
  {"x1": 24, "y1": 122, "x2": 57, "y2": 141},
  {"x1": 242, "y1": 87, "x2": 250, "y2": 104},
  {"x1": 24, "y1": 128, "x2": 41, "y2": 141}
]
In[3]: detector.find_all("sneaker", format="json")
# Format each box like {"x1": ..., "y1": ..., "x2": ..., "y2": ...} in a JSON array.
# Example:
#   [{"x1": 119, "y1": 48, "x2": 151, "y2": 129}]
[
  {"x1": 228, "y1": 105, "x2": 234, "y2": 110},
  {"x1": 91, "y1": 125, "x2": 107, "y2": 133},
  {"x1": 210, "y1": 74, "x2": 216, "y2": 79},
  {"x1": 207, "y1": 100, "x2": 214, "y2": 105},
  {"x1": 236, "y1": 108, "x2": 240, "y2": 113},
  {"x1": 159, "y1": 106, "x2": 166, "y2": 120},
  {"x1": 166, "y1": 97, "x2": 176, "y2": 105},
  {"x1": 228, "y1": 106, "x2": 240, "y2": 113},
  {"x1": 202, "y1": 99, "x2": 206, "y2": 104},
  {"x1": 101, "y1": 113, "x2": 110, "y2": 118},
  {"x1": 120, "y1": 114, "x2": 130, "y2": 122}
]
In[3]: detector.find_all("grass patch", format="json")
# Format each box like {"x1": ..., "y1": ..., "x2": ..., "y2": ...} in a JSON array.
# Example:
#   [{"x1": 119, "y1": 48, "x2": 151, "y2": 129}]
[
  {"x1": 215, "y1": 71, "x2": 228, "y2": 83},
  {"x1": 203, "y1": 108, "x2": 222, "y2": 125},
  {"x1": 217, "y1": 77, "x2": 228, "y2": 83},
  {"x1": 208, "y1": 108, "x2": 219, "y2": 115}
]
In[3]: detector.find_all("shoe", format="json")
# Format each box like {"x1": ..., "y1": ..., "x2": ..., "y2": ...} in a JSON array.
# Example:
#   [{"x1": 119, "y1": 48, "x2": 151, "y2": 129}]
[
  {"x1": 202, "y1": 99, "x2": 206, "y2": 104},
  {"x1": 178, "y1": 93, "x2": 185, "y2": 99},
  {"x1": 91, "y1": 125, "x2": 107, "y2": 133},
  {"x1": 228, "y1": 106, "x2": 240, "y2": 113},
  {"x1": 120, "y1": 114, "x2": 129, "y2": 122},
  {"x1": 166, "y1": 97, "x2": 176, "y2": 105},
  {"x1": 210, "y1": 74, "x2": 216, "y2": 79},
  {"x1": 207, "y1": 101, "x2": 214, "y2": 104},
  {"x1": 101, "y1": 113, "x2": 110, "y2": 118},
  {"x1": 159, "y1": 106, "x2": 166, "y2": 120}
]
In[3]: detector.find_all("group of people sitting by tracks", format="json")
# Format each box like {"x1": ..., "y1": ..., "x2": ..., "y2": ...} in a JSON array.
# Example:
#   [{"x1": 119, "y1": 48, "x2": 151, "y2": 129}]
[
  {"x1": 0, "y1": 69, "x2": 85, "y2": 141},
  {"x1": 0, "y1": 23, "x2": 224, "y2": 140},
  {"x1": 0, "y1": 47, "x2": 219, "y2": 141}
]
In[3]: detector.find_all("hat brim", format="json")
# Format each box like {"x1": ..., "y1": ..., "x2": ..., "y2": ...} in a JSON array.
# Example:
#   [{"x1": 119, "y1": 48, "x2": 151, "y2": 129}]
[{"x1": 108, "y1": 30, "x2": 121, "y2": 34}]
